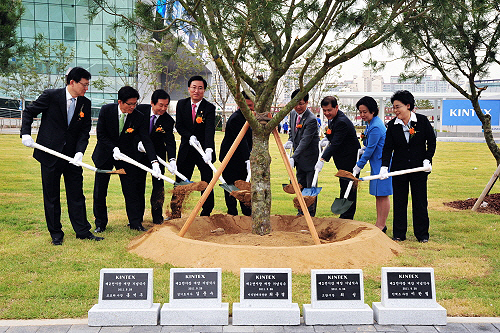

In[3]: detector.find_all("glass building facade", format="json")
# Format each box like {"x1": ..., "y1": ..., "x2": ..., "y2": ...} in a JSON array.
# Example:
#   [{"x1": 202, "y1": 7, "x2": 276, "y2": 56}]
[{"x1": 17, "y1": 0, "x2": 136, "y2": 113}]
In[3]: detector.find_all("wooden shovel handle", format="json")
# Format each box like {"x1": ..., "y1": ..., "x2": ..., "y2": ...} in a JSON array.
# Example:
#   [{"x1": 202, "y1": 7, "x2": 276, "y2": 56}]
[
  {"x1": 178, "y1": 122, "x2": 250, "y2": 237},
  {"x1": 272, "y1": 129, "x2": 321, "y2": 245}
]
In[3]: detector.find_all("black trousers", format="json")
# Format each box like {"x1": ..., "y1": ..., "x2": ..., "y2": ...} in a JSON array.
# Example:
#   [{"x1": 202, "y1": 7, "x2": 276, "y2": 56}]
[
  {"x1": 391, "y1": 172, "x2": 430, "y2": 241},
  {"x1": 41, "y1": 160, "x2": 92, "y2": 240},
  {"x1": 93, "y1": 159, "x2": 146, "y2": 229},
  {"x1": 338, "y1": 177, "x2": 357, "y2": 220},
  {"x1": 176, "y1": 149, "x2": 214, "y2": 216},
  {"x1": 222, "y1": 165, "x2": 251, "y2": 216},
  {"x1": 296, "y1": 165, "x2": 317, "y2": 217}
]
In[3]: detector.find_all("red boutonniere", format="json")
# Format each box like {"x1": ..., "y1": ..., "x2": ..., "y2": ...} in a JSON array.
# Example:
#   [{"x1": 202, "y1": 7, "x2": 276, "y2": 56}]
[
  {"x1": 125, "y1": 127, "x2": 134, "y2": 133},
  {"x1": 77, "y1": 106, "x2": 84, "y2": 121},
  {"x1": 409, "y1": 126, "x2": 417, "y2": 138},
  {"x1": 155, "y1": 126, "x2": 165, "y2": 133},
  {"x1": 360, "y1": 132, "x2": 367, "y2": 140},
  {"x1": 325, "y1": 128, "x2": 332, "y2": 135},
  {"x1": 296, "y1": 124, "x2": 303, "y2": 129},
  {"x1": 195, "y1": 116, "x2": 203, "y2": 124}
]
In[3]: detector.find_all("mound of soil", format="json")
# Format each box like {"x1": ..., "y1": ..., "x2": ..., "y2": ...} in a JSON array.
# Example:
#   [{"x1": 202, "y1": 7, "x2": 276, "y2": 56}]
[
  {"x1": 128, "y1": 214, "x2": 402, "y2": 274},
  {"x1": 444, "y1": 193, "x2": 500, "y2": 215}
]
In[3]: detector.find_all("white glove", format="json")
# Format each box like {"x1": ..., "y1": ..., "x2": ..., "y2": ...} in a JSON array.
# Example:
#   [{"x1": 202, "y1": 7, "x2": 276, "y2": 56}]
[
  {"x1": 283, "y1": 140, "x2": 293, "y2": 150},
  {"x1": 189, "y1": 135, "x2": 199, "y2": 147},
  {"x1": 360, "y1": 146, "x2": 366, "y2": 154},
  {"x1": 167, "y1": 159, "x2": 177, "y2": 173},
  {"x1": 203, "y1": 148, "x2": 213, "y2": 164},
  {"x1": 22, "y1": 134, "x2": 34, "y2": 147},
  {"x1": 423, "y1": 159, "x2": 432, "y2": 172},
  {"x1": 320, "y1": 138, "x2": 329, "y2": 148},
  {"x1": 353, "y1": 164, "x2": 361, "y2": 176},
  {"x1": 289, "y1": 157, "x2": 295, "y2": 168},
  {"x1": 379, "y1": 166, "x2": 389, "y2": 180},
  {"x1": 70, "y1": 152, "x2": 83, "y2": 166},
  {"x1": 137, "y1": 141, "x2": 145, "y2": 153},
  {"x1": 245, "y1": 160, "x2": 251, "y2": 176},
  {"x1": 152, "y1": 161, "x2": 162, "y2": 179},
  {"x1": 315, "y1": 159, "x2": 324, "y2": 171},
  {"x1": 113, "y1": 147, "x2": 121, "y2": 160}
]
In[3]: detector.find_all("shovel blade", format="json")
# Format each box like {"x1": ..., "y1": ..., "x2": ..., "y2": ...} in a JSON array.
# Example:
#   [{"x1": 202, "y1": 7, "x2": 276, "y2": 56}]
[
  {"x1": 302, "y1": 187, "x2": 322, "y2": 197},
  {"x1": 174, "y1": 180, "x2": 193, "y2": 186},
  {"x1": 219, "y1": 183, "x2": 239, "y2": 193},
  {"x1": 331, "y1": 198, "x2": 353, "y2": 215}
]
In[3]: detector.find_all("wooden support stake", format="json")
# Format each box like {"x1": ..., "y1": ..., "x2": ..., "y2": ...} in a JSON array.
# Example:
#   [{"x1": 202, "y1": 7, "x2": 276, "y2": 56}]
[{"x1": 472, "y1": 163, "x2": 500, "y2": 211}]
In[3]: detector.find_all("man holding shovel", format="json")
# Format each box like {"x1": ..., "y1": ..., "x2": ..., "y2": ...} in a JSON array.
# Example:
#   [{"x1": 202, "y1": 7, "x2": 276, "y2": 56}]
[
  {"x1": 136, "y1": 89, "x2": 176, "y2": 224},
  {"x1": 21, "y1": 67, "x2": 103, "y2": 245},
  {"x1": 219, "y1": 90, "x2": 254, "y2": 216},
  {"x1": 284, "y1": 89, "x2": 320, "y2": 216},
  {"x1": 92, "y1": 86, "x2": 160, "y2": 232},
  {"x1": 315, "y1": 96, "x2": 360, "y2": 219}
]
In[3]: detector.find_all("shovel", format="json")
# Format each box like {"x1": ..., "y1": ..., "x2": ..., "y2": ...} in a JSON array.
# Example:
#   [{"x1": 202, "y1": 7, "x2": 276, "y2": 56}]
[
  {"x1": 331, "y1": 149, "x2": 363, "y2": 215},
  {"x1": 114, "y1": 152, "x2": 186, "y2": 186},
  {"x1": 301, "y1": 139, "x2": 328, "y2": 197},
  {"x1": 336, "y1": 165, "x2": 432, "y2": 183},
  {"x1": 281, "y1": 146, "x2": 294, "y2": 190},
  {"x1": 189, "y1": 140, "x2": 239, "y2": 193},
  {"x1": 31, "y1": 142, "x2": 125, "y2": 174},
  {"x1": 156, "y1": 156, "x2": 193, "y2": 185}
]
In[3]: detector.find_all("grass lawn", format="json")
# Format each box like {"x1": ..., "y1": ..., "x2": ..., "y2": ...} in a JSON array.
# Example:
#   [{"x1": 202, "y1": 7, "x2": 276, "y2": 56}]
[{"x1": 0, "y1": 132, "x2": 499, "y2": 319}]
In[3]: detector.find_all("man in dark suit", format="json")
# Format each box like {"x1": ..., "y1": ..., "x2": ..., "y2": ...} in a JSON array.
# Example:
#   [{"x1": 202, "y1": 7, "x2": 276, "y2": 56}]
[
  {"x1": 315, "y1": 96, "x2": 361, "y2": 219},
  {"x1": 219, "y1": 91, "x2": 253, "y2": 216},
  {"x1": 21, "y1": 67, "x2": 103, "y2": 245},
  {"x1": 284, "y1": 89, "x2": 320, "y2": 216},
  {"x1": 175, "y1": 75, "x2": 216, "y2": 216},
  {"x1": 136, "y1": 89, "x2": 176, "y2": 224},
  {"x1": 92, "y1": 86, "x2": 160, "y2": 232}
]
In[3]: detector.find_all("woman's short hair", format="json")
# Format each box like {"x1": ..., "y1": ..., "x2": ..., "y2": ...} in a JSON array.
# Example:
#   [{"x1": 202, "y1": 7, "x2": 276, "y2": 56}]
[
  {"x1": 356, "y1": 96, "x2": 379, "y2": 117},
  {"x1": 391, "y1": 90, "x2": 415, "y2": 111}
]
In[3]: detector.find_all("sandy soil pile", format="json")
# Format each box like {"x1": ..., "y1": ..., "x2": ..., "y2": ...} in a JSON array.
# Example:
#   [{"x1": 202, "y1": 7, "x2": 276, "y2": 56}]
[{"x1": 128, "y1": 214, "x2": 402, "y2": 274}]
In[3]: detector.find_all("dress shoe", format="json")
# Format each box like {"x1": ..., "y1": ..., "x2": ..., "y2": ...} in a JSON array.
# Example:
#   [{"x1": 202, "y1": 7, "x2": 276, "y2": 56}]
[
  {"x1": 381, "y1": 226, "x2": 387, "y2": 233},
  {"x1": 77, "y1": 234, "x2": 104, "y2": 241},
  {"x1": 52, "y1": 238, "x2": 63, "y2": 246},
  {"x1": 130, "y1": 225, "x2": 147, "y2": 231},
  {"x1": 94, "y1": 226, "x2": 106, "y2": 233},
  {"x1": 392, "y1": 237, "x2": 404, "y2": 242},
  {"x1": 153, "y1": 219, "x2": 164, "y2": 225},
  {"x1": 418, "y1": 238, "x2": 429, "y2": 243}
]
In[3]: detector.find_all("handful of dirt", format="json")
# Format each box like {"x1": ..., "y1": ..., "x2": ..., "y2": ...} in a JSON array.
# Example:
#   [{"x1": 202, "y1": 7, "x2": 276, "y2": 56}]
[
  {"x1": 293, "y1": 196, "x2": 316, "y2": 208},
  {"x1": 283, "y1": 183, "x2": 303, "y2": 194}
]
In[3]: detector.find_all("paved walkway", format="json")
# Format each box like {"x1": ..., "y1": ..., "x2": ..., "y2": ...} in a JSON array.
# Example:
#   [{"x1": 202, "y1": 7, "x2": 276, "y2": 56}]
[{"x1": 1, "y1": 318, "x2": 500, "y2": 333}]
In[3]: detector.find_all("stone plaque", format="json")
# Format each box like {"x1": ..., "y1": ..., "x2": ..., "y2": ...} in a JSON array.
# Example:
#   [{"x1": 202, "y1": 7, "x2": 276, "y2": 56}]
[
  {"x1": 172, "y1": 271, "x2": 218, "y2": 299},
  {"x1": 316, "y1": 273, "x2": 361, "y2": 301},
  {"x1": 243, "y1": 272, "x2": 288, "y2": 299},
  {"x1": 101, "y1": 272, "x2": 148, "y2": 300},
  {"x1": 387, "y1": 272, "x2": 432, "y2": 299}
]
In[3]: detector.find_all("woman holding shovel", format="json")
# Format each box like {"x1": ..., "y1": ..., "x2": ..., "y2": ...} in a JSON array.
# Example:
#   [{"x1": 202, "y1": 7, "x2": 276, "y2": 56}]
[
  {"x1": 381, "y1": 90, "x2": 436, "y2": 243},
  {"x1": 353, "y1": 96, "x2": 392, "y2": 233}
]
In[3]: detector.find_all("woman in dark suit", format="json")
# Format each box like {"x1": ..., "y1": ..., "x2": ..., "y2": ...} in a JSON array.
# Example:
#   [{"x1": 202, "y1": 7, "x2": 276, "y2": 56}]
[{"x1": 381, "y1": 90, "x2": 436, "y2": 243}]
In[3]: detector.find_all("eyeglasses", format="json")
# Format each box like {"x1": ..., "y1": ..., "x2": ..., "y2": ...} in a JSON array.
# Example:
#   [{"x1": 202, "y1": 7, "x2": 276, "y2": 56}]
[
  {"x1": 189, "y1": 86, "x2": 205, "y2": 91},
  {"x1": 393, "y1": 104, "x2": 406, "y2": 110},
  {"x1": 124, "y1": 101, "x2": 137, "y2": 106},
  {"x1": 297, "y1": 102, "x2": 307, "y2": 107},
  {"x1": 77, "y1": 81, "x2": 90, "y2": 88}
]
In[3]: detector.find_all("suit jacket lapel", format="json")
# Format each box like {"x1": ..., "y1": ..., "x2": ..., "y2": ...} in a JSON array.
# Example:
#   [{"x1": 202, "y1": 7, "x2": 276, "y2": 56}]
[{"x1": 58, "y1": 89, "x2": 68, "y2": 126}]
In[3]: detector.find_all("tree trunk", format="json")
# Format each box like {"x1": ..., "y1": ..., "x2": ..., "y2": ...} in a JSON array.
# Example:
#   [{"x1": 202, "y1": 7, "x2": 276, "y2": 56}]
[{"x1": 250, "y1": 130, "x2": 272, "y2": 235}]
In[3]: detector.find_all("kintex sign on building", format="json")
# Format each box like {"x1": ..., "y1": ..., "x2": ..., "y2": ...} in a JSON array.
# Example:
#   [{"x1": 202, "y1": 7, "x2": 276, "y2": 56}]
[{"x1": 442, "y1": 100, "x2": 500, "y2": 126}]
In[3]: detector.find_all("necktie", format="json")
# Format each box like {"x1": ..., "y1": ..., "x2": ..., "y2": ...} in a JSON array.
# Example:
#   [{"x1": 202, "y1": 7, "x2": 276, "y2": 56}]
[
  {"x1": 119, "y1": 113, "x2": 126, "y2": 134},
  {"x1": 296, "y1": 115, "x2": 301, "y2": 127},
  {"x1": 192, "y1": 104, "x2": 196, "y2": 123},
  {"x1": 67, "y1": 98, "x2": 76, "y2": 126},
  {"x1": 149, "y1": 115, "x2": 155, "y2": 133}
]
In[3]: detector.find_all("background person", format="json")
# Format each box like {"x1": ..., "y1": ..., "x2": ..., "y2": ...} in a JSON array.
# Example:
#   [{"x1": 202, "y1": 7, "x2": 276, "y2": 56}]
[
  {"x1": 284, "y1": 89, "x2": 320, "y2": 216},
  {"x1": 219, "y1": 91, "x2": 253, "y2": 216},
  {"x1": 381, "y1": 90, "x2": 436, "y2": 243},
  {"x1": 353, "y1": 96, "x2": 392, "y2": 232},
  {"x1": 315, "y1": 96, "x2": 360, "y2": 219},
  {"x1": 137, "y1": 89, "x2": 176, "y2": 224},
  {"x1": 92, "y1": 86, "x2": 160, "y2": 232},
  {"x1": 20, "y1": 67, "x2": 103, "y2": 245},
  {"x1": 175, "y1": 75, "x2": 216, "y2": 216}
]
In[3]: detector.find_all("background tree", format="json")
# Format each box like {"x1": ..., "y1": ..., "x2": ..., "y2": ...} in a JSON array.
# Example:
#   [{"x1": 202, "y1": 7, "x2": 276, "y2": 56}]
[
  {"x1": 0, "y1": 34, "x2": 74, "y2": 112},
  {"x1": 90, "y1": 0, "x2": 421, "y2": 234},
  {"x1": 392, "y1": 0, "x2": 500, "y2": 164},
  {"x1": 0, "y1": 0, "x2": 25, "y2": 75}
]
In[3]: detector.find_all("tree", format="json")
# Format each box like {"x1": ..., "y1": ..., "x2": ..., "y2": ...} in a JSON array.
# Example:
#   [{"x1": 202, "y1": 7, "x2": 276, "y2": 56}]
[
  {"x1": 90, "y1": 0, "x2": 422, "y2": 234},
  {"x1": 0, "y1": 34, "x2": 74, "y2": 112},
  {"x1": 0, "y1": 0, "x2": 25, "y2": 75},
  {"x1": 391, "y1": 0, "x2": 500, "y2": 165}
]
